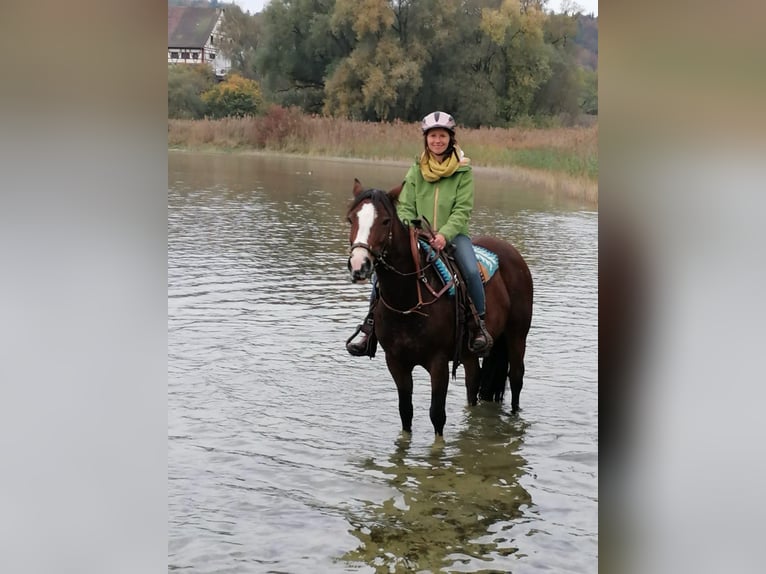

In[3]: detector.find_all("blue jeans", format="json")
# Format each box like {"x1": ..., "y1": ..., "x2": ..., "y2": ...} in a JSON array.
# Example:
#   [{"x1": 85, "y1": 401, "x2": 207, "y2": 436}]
[
  {"x1": 451, "y1": 234, "x2": 486, "y2": 316},
  {"x1": 367, "y1": 234, "x2": 485, "y2": 315}
]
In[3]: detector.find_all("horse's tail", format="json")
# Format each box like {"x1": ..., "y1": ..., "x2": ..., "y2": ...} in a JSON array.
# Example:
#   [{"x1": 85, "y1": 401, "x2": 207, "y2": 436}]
[{"x1": 478, "y1": 333, "x2": 509, "y2": 402}]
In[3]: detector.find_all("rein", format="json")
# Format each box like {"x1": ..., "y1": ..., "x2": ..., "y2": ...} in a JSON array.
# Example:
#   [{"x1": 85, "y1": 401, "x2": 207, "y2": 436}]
[
  {"x1": 347, "y1": 189, "x2": 455, "y2": 317},
  {"x1": 377, "y1": 226, "x2": 455, "y2": 316}
]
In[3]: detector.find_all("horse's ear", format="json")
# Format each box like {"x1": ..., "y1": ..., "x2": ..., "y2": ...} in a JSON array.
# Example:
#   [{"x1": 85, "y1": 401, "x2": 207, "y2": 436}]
[
  {"x1": 388, "y1": 182, "x2": 404, "y2": 202},
  {"x1": 353, "y1": 178, "x2": 364, "y2": 197}
]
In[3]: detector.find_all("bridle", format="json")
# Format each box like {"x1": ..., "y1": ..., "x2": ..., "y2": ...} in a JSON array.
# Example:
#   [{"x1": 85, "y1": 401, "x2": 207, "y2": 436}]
[
  {"x1": 347, "y1": 190, "x2": 395, "y2": 272},
  {"x1": 347, "y1": 192, "x2": 455, "y2": 316},
  {"x1": 348, "y1": 240, "x2": 387, "y2": 264},
  {"x1": 347, "y1": 193, "x2": 416, "y2": 278}
]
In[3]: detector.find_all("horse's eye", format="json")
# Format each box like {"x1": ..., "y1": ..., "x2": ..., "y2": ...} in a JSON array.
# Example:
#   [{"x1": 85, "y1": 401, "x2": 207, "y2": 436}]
[{"x1": 381, "y1": 218, "x2": 391, "y2": 226}]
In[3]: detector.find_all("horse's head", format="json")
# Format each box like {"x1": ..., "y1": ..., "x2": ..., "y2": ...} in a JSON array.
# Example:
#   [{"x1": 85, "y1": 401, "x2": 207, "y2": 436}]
[{"x1": 346, "y1": 178, "x2": 404, "y2": 283}]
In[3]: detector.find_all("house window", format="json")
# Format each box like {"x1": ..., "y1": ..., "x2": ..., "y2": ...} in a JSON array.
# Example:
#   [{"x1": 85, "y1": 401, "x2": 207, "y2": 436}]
[
  {"x1": 192, "y1": 52, "x2": 199, "y2": 60},
  {"x1": 181, "y1": 51, "x2": 189, "y2": 59},
  {"x1": 171, "y1": 51, "x2": 179, "y2": 59},
  {"x1": 210, "y1": 35, "x2": 214, "y2": 45}
]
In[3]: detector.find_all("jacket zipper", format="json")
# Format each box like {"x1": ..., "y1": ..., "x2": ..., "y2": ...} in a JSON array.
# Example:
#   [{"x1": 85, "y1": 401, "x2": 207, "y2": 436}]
[{"x1": 433, "y1": 186, "x2": 439, "y2": 230}]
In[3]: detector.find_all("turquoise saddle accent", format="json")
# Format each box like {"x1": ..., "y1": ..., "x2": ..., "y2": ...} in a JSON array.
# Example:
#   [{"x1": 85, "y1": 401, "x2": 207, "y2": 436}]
[{"x1": 418, "y1": 239, "x2": 500, "y2": 296}]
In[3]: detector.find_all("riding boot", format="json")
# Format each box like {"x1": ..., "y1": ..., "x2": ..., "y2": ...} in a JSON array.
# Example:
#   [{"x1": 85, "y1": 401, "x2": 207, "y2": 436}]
[
  {"x1": 346, "y1": 311, "x2": 377, "y2": 357},
  {"x1": 469, "y1": 314, "x2": 493, "y2": 357}
]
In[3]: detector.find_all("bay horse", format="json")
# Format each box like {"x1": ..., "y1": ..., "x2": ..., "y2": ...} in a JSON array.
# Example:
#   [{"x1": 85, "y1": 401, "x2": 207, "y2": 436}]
[{"x1": 346, "y1": 179, "x2": 533, "y2": 436}]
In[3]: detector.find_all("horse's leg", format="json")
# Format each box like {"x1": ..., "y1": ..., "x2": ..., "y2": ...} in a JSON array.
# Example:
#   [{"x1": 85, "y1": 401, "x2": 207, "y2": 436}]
[
  {"x1": 386, "y1": 357, "x2": 414, "y2": 433},
  {"x1": 428, "y1": 360, "x2": 450, "y2": 436},
  {"x1": 507, "y1": 336, "x2": 527, "y2": 413},
  {"x1": 463, "y1": 355, "x2": 480, "y2": 406}
]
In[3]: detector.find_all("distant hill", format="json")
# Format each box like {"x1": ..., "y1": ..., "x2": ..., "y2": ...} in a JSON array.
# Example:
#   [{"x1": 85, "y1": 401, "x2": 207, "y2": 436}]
[{"x1": 573, "y1": 14, "x2": 597, "y2": 71}]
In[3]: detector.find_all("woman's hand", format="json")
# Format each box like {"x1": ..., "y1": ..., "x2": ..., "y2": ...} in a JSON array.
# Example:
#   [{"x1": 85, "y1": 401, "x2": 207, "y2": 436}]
[{"x1": 430, "y1": 233, "x2": 447, "y2": 251}]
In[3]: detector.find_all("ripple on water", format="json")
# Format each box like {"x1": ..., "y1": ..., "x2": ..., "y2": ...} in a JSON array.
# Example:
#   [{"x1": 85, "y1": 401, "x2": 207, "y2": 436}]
[{"x1": 169, "y1": 154, "x2": 597, "y2": 573}]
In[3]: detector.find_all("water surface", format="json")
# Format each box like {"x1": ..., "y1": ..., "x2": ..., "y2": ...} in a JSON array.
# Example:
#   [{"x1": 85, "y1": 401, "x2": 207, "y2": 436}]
[{"x1": 168, "y1": 151, "x2": 597, "y2": 573}]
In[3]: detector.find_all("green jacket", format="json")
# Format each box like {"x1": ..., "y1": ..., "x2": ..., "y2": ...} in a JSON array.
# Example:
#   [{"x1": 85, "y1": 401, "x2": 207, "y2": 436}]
[{"x1": 397, "y1": 162, "x2": 474, "y2": 242}]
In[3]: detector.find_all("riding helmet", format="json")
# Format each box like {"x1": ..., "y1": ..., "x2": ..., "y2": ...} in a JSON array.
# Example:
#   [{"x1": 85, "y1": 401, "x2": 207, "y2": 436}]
[{"x1": 421, "y1": 111, "x2": 456, "y2": 134}]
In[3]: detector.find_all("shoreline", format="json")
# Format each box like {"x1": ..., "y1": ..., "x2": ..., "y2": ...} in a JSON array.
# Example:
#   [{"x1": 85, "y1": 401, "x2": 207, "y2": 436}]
[{"x1": 168, "y1": 147, "x2": 598, "y2": 205}]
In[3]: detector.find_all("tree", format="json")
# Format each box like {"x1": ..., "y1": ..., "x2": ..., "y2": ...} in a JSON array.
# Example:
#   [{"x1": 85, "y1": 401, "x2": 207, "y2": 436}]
[
  {"x1": 480, "y1": 0, "x2": 553, "y2": 121},
  {"x1": 218, "y1": 4, "x2": 262, "y2": 80},
  {"x1": 414, "y1": 0, "x2": 504, "y2": 127},
  {"x1": 532, "y1": 45, "x2": 581, "y2": 121},
  {"x1": 579, "y1": 68, "x2": 597, "y2": 115},
  {"x1": 247, "y1": 0, "x2": 596, "y2": 124},
  {"x1": 201, "y1": 73, "x2": 264, "y2": 118},
  {"x1": 255, "y1": 0, "x2": 348, "y2": 114},
  {"x1": 573, "y1": 13, "x2": 598, "y2": 71},
  {"x1": 168, "y1": 64, "x2": 216, "y2": 119},
  {"x1": 323, "y1": 0, "x2": 425, "y2": 120},
  {"x1": 534, "y1": 10, "x2": 583, "y2": 121}
]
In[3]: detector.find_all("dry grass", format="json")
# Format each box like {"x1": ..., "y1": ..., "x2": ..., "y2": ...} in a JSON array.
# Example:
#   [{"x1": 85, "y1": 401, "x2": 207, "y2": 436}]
[{"x1": 168, "y1": 107, "x2": 598, "y2": 203}]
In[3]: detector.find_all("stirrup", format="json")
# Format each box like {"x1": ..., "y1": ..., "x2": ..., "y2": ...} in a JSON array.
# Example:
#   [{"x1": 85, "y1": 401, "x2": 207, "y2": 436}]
[
  {"x1": 469, "y1": 320, "x2": 493, "y2": 357},
  {"x1": 346, "y1": 316, "x2": 376, "y2": 358},
  {"x1": 346, "y1": 338, "x2": 371, "y2": 357}
]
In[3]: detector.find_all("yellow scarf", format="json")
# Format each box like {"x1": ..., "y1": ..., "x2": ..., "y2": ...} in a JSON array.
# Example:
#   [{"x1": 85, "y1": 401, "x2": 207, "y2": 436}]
[{"x1": 419, "y1": 146, "x2": 469, "y2": 182}]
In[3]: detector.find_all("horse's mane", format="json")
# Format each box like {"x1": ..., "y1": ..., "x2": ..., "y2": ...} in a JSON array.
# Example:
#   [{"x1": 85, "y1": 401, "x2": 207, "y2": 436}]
[{"x1": 347, "y1": 187, "x2": 399, "y2": 222}]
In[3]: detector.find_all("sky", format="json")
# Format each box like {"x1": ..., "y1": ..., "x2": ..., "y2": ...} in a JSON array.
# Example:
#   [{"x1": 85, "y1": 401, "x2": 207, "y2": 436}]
[{"x1": 232, "y1": 0, "x2": 598, "y2": 17}]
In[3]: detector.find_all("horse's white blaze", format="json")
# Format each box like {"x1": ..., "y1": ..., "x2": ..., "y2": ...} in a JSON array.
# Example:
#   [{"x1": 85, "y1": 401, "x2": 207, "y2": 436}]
[{"x1": 349, "y1": 202, "x2": 376, "y2": 272}]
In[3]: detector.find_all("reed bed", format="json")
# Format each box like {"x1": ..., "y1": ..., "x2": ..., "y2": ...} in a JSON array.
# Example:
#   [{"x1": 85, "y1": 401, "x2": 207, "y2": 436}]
[{"x1": 168, "y1": 107, "x2": 598, "y2": 203}]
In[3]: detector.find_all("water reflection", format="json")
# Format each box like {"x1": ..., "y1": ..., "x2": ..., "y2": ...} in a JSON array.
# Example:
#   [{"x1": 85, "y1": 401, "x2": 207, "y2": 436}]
[{"x1": 343, "y1": 406, "x2": 531, "y2": 573}]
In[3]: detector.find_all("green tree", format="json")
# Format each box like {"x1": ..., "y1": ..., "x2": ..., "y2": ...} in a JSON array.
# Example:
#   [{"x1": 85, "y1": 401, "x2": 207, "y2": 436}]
[
  {"x1": 323, "y1": 0, "x2": 426, "y2": 121},
  {"x1": 534, "y1": 11, "x2": 583, "y2": 122},
  {"x1": 255, "y1": 0, "x2": 349, "y2": 114},
  {"x1": 168, "y1": 64, "x2": 215, "y2": 119},
  {"x1": 413, "y1": 0, "x2": 503, "y2": 127},
  {"x1": 248, "y1": 0, "x2": 595, "y2": 125},
  {"x1": 579, "y1": 68, "x2": 597, "y2": 114},
  {"x1": 201, "y1": 73, "x2": 264, "y2": 118},
  {"x1": 480, "y1": 0, "x2": 553, "y2": 121},
  {"x1": 532, "y1": 45, "x2": 581, "y2": 122},
  {"x1": 218, "y1": 4, "x2": 262, "y2": 79}
]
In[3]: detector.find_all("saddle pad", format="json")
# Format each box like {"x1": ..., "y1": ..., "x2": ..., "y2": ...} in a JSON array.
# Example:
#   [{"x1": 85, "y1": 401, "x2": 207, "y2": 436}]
[
  {"x1": 418, "y1": 240, "x2": 499, "y2": 296},
  {"x1": 473, "y1": 245, "x2": 500, "y2": 283}
]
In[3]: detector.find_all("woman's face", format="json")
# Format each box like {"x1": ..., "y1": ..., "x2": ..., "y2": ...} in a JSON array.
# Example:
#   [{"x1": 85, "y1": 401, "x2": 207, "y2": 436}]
[{"x1": 426, "y1": 128, "x2": 451, "y2": 157}]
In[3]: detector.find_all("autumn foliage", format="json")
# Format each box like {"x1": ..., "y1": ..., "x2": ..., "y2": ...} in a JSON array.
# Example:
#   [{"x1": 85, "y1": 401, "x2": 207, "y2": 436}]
[{"x1": 201, "y1": 74, "x2": 264, "y2": 118}]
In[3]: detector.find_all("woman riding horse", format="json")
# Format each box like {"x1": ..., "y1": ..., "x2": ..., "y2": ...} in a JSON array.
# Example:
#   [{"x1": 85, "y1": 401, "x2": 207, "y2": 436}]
[
  {"x1": 346, "y1": 111, "x2": 491, "y2": 358},
  {"x1": 345, "y1": 181, "x2": 533, "y2": 435}
]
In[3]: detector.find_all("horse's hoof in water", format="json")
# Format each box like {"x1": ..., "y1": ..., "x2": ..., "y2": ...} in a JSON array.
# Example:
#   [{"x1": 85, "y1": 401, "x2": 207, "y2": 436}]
[{"x1": 395, "y1": 431, "x2": 411, "y2": 448}]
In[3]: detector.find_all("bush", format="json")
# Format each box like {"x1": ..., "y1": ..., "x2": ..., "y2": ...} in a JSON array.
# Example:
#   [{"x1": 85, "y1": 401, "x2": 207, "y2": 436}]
[
  {"x1": 168, "y1": 64, "x2": 216, "y2": 119},
  {"x1": 580, "y1": 69, "x2": 598, "y2": 115},
  {"x1": 248, "y1": 105, "x2": 308, "y2": 149},
  {"x1": 202, "y1": 74, "x2": 264, "y2": 119}
]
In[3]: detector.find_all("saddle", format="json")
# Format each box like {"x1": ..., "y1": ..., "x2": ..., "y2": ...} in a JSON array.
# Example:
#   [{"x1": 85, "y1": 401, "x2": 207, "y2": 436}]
[
  {"x1": 410, "y1": 218, "x2": 499, "y2": 295},
  {"x1": 410, "y1": 220, "x2": 499, "y2": 375},
  {"x1": 417, "y1": 239, "x2": 499, "y2": 295}
]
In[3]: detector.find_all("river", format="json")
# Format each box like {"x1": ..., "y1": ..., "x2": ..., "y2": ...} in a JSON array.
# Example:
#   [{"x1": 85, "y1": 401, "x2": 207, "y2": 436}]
[{"x1": 168, "y1": 151, "x2": 597, "y2": 573}]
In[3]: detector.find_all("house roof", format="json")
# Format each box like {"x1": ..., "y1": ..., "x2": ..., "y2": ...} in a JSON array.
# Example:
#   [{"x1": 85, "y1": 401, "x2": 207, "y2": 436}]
[{"x1": 168, "y1": 6, "x2": 222, "y2": 49}]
